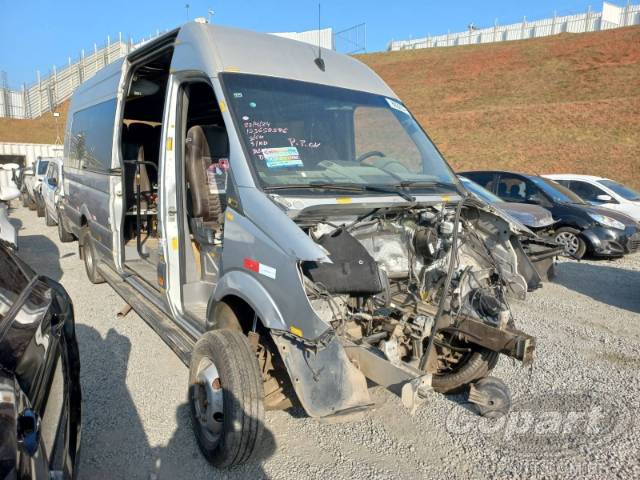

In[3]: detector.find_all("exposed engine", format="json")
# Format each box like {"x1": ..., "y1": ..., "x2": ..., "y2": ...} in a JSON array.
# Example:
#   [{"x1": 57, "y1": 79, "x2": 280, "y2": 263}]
[{"x1": 299, "y1": 202, "x2": 532, "y2": 392}]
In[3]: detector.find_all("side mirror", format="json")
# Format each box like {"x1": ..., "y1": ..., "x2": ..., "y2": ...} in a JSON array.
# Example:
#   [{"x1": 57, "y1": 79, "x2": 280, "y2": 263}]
[
  {"x1": 47, "y1": 177, "x2": 58, "y2": 188},
  {"x1": 596, "y1": 194, "x2": 612, "y2": 202},
  {"x1": 526, "y1": 193, "x2": 541, "y2": 204}
]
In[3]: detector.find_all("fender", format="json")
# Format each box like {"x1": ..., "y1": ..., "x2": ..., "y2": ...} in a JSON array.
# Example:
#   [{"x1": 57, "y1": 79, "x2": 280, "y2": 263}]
[{"x1": 207, "y1": 269, "x2": 287, "y2": 331}]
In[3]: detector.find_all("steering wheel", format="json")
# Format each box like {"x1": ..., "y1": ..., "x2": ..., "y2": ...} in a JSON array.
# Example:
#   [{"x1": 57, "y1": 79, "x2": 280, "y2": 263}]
[{"x1": 357, "y1": 150, "x2": 386, "y2": 164}]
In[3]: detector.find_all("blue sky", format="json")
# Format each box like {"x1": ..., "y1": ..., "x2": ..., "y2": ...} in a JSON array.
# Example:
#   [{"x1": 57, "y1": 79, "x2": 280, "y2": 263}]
[{"x1": 0, "y1": 0, "x2": 609, "y2": 88}]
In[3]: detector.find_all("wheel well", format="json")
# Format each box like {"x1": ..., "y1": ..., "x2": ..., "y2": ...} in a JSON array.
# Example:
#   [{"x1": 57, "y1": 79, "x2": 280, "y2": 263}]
[{"x1": 218, "y1": 295, "x2": 261, "y2": 334}]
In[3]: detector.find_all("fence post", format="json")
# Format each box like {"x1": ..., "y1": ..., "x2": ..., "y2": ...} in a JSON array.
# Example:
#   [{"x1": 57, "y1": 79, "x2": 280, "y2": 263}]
[
  {"x1": 552, "y1": 11, "x2": 557, "y2": 34},
  {"x1": 23, "y1": 83, "x2": 29, "y2": 119},
  {"x1": 521, "y1": 16, "x2": 527, "y2": 40},
  {"x1": 52, "y1": 65, "x2": 57, "y2": 111},
  {"x1": 585, "y1": 5, "x2": 591, "y2": 32},
  {"x1": 37, "y1": 70, "x2": 43, "y2": 118}
]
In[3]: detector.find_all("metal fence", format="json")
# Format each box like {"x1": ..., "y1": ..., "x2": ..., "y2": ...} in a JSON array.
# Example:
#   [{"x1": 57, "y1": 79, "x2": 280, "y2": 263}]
[
  {"x1": 389, "y1": 1, "x2": 640, "y2": 51},
  {"x1": 0, "y1": 25, "x2": 347, "y2": 120}
]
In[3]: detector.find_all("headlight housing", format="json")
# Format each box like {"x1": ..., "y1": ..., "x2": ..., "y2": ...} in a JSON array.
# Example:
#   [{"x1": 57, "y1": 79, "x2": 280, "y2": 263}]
[{"x1": 588, "y1": 213, "x2": 625, "y2": 230}]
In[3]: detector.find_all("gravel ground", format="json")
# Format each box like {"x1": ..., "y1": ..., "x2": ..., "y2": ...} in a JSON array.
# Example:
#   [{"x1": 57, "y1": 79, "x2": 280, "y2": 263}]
[{"x1": 10, "y1": 204, "x2": 640, "y2": 479}]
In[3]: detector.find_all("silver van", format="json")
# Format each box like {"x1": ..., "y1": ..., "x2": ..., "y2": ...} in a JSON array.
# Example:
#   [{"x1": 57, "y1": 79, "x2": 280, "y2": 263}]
[{"x1": 61, "y1": 21, "x2": 538, "y2": 466}]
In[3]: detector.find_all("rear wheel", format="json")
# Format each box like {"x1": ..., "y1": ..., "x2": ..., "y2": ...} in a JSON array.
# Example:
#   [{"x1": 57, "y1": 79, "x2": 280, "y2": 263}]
[
  {"x1": 45, "y1": 208, "x2": 56, "y2": 226},
  {"x1": 58, "y1": 211, "x2": 74, "y2": 243},
  {"x1": 27, "y1": 196, "x2": 36, "y2": 210},
  {"x1": 21, "y1": 192, "x2": 28, "y2": 207},
  {"x1": 81, "y1": 227, "x2": 104, "y2": 284},
  {"x1": 36, "y1": 199, "x2": 45, "y2": 217},
  {"x1": 555, "y1": 227, "x2": 586, "y2": 259},
  {"x1": 189, "y1": 329, "x2": 264, "y2": 468}
]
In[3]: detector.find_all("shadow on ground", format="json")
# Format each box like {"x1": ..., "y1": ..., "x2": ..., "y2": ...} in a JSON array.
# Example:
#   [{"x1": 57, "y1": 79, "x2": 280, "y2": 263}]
[
  {"x1": 76, "y1": 325, "x2": 276, "y2": 479},
  {"x1": 553, "y1": 260, "x2": 640, "y2": 314}
]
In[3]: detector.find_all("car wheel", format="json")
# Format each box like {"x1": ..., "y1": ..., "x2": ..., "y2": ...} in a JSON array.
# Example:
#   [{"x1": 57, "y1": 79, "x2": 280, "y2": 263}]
[
  {"x1": 36, "y1": 200, "x2": 45, "y2": 218},
  {"x1": 431, "y1": 346, "x2": 499, "y2": 394},
  {"x1": 189, "y1": 329, "x2": 264, "y2": 468},
  {"x1": 58, "y1": 212, "x2": 75, "y2": 243},
  {"x1": 45, "y1": 209, "x2": 56, "y2": 226},
  {"x1": 21, "y1": 192, "x2": 28, "y2": 207},
  {"x1": 81, "y1": 227, "x2": 105, "y2": 284},
  {"x1": 28, "y1": 196, "x2": 36, "y2": 210},
  {"x1": 555, "y1": 227, "x2": 586, "y2": 259}
]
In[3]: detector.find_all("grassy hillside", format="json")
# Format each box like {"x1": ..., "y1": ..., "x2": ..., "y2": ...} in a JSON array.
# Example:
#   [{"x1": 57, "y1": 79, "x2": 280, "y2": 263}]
[
  {"x1": 2, "y1": 26, "x2": 639, "y2": 188},
  {"x1": 0, "y1": 101, "x2": 68, "y2": 144},
  {"x1": 359, "y1": 26, "x2": 640, "y2": 189}
]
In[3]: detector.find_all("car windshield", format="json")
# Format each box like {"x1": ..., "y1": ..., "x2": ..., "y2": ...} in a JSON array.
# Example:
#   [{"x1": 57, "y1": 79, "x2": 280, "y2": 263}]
[
  {"x1": 530, "y1": 176, "x2": 586, "y2": 204},
  {"x1": 37, "y1": 160, "x2": 49, "y2": 175},
  {"x1": 222, "y1": 73, "x2": 458, "y2": 195},
  {"x1": 597, "y1": 179, "x2": 640, "y2": 201},
  {"x1": 459, "y1": 177, "x2": 501, "y2": 204}
]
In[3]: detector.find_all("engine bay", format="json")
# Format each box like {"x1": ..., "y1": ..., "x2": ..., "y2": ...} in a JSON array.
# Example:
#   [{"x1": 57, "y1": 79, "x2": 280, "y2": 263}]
[{"x1": 298, "y1": 201, "x2": 535, "y2": 392}]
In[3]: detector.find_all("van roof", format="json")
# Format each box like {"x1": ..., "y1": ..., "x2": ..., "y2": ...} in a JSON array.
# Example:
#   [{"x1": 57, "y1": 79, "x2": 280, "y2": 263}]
[
  {"x1": 71, "y1": 22, "x2": 397, "y2": 112},
  {"x1": 172, "y1": 22, "x2": 396, "y2": 98}
]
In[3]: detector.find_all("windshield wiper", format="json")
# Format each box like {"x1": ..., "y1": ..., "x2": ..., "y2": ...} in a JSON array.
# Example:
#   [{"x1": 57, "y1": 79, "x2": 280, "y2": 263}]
[
  {"x1": 397, "y1": 179, "x2": 461, "y2": 191},
  {"x1": 263, "y1": 182, "x2": 416, "y2": 202}
]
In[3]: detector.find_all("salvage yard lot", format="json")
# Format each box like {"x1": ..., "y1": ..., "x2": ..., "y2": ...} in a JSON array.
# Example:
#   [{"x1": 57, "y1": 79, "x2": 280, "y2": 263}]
[{"x1": 11, "y1": 204, "x2": 640, "y2": 479}]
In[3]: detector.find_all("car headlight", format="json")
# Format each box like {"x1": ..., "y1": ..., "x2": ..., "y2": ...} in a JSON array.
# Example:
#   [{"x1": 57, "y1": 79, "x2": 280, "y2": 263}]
[{"x1": 588, "y1": 213, "x2": 625, "y2": 230}]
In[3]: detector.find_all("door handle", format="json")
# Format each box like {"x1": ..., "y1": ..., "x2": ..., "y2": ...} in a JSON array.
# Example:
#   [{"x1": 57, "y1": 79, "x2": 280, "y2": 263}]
[{"x1": 168, "y1": 207, "x2": 177, "y2": 216}]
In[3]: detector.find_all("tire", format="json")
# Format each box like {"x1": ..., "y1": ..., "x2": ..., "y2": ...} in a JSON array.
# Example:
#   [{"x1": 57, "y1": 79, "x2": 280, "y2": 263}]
[
  {"x1": 470, "y1": 377, "x2": 511, "y2": 418},
  {"x1": 432, "y1": 347, "x2": 499, "y2": 394},
  {"x1": 21, "y1": 192, "x2": 28, "y2": 207},
  {"x1": 81, "y1": 227, "x2": 105, "y2": 284},
  {"x1": 58, "y1": 211, "x2": 74, "y2": 243},
  {"x1": 555, "y1": 227, "x2": 586, "y2": 259},
  {"x1": 45, "y1": 208, "x2": 56, "y2": 226},
  {"x1": 36, "y1": 200, "x2": 45, "y2": 218},
  {"x1": 28, "y1": 196, "x2": 36, "y2": 210},
  {"x1": 189, "y1": 329, "x2": 264, "y2": 468}
]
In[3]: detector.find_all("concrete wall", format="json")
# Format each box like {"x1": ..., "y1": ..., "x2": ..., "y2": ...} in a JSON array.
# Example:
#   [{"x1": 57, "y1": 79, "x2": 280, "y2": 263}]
[{"x1": 0, "y1": 142, "x2": 63, "y2": 168}]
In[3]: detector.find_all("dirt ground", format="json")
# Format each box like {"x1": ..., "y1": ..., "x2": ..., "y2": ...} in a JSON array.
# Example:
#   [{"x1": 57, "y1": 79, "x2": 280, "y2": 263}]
[{"x1": 10, "y1": 203, "x2": 640, "y2": 479}]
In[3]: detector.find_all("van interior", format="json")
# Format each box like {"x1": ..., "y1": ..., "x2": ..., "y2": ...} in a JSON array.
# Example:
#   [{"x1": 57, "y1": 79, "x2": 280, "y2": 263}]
[{"x1": 119, "y1": 47, "x2": 230, "y2": 320}]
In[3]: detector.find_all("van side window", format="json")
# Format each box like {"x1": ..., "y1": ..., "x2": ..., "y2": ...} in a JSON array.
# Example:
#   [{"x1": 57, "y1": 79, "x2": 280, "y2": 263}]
[{"x1": 69, "y1": 99, "x2": 117, "y2": 171}]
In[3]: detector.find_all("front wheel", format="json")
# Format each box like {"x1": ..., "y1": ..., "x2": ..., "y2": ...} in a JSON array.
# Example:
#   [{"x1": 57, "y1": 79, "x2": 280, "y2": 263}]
[
  {"x1": 555, "y1": 227, "x2": 586, "y2": 259},
  {"x1": 189, "y1": 329, "x2": 264, "y2": 468}
]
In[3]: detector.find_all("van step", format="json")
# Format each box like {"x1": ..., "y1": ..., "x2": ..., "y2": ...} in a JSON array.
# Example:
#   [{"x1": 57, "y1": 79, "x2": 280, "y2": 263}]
[{"x1": 98, "y1": 262, "x2": 195, "y2": 365}]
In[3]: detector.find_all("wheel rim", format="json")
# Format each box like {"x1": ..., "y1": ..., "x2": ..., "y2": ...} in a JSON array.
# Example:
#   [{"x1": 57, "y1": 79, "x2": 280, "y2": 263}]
[
  {"x1": 193, "y1": 357, "x2": 224, "y2": 443},
  {"x1": 555, "y1": 231, "x2": 580, "y2": 255}
]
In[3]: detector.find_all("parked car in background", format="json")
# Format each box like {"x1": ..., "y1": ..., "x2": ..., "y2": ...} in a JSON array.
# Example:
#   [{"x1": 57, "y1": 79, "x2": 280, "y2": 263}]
[
  {"x1": 543, "y1": 174, "x2": 640, "y2": 222},
  {"x1": 460, "y1": 171, "x2": 640, "y2": 259},
  {"x1": 23, "y1": 157, "x2": 52, "y2": 217},
  {"x1": 42, "y1": 158, "x2": 65, "y2": 228},
  {"x1": 0, "y1": 245, "x2": 82, "y2": 480},
  {"x1": 459, "y1": 176, "x2": 563, "y2": 280}
]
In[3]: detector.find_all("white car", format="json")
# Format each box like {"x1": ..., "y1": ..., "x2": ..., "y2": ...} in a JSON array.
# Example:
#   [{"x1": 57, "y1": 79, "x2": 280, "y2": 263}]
[
  {"x1": 543, "y1": 174, "x2": 640, "y2": 222},
  {"x1": 42, "y1": 157, "x2": 65, "y2": 228}
]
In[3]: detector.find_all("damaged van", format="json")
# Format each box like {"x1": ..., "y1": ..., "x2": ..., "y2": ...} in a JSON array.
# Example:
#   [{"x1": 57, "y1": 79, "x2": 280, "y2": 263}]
[{"x1": 60, "y1": 21, "x2": 537, "y2": 467}]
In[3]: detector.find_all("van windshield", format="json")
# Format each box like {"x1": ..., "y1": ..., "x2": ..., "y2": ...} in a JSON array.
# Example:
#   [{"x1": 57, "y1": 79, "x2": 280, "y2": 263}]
[{"x1": 222, "y1": 73, "x2": 457, "y2": 195}]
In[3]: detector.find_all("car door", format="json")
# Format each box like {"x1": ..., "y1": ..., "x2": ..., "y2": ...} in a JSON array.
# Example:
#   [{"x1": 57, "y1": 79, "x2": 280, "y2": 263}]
[{"x1": 0, "y1": 248, "x2": 81, "y2": 479}]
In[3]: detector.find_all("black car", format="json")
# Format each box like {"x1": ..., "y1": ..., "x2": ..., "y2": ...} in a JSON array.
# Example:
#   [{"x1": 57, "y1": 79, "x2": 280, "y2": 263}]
[
  {"x1": 0, "y1": 244, "x2": 81, "y2": 479},
  {"x1": 460, "y1": 171, "x2": 640, "y2": 259}
]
